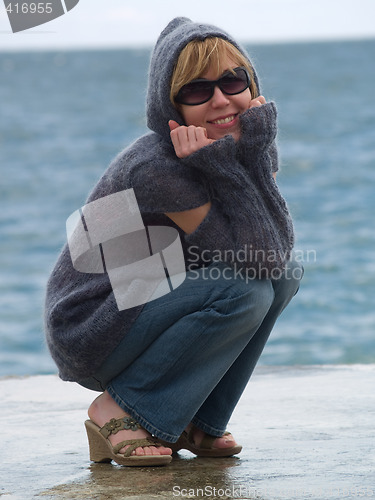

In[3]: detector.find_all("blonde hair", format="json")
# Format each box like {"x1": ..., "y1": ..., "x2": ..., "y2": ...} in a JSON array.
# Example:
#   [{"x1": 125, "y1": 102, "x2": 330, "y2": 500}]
[{"x1": 170, "y1": 37, "x2": 258, "y2": 106}]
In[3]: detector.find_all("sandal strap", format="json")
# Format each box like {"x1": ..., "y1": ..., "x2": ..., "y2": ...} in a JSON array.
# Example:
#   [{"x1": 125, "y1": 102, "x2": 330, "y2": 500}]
[
  {"x1": 199, "y1": 434, "x2": 217, "y2": 449},
  {"x1": 187, "y1": 428, "x2": 231, "y2": 449},
  {"x1": 99, "y1": 416, "x2": 141, "y2": 438},
  {"x1": 186, "y1": 427, "x2": 195, "y2": 444},
  {"x1": 113, "y1": 437, "x2": 160, "y2": 457}
]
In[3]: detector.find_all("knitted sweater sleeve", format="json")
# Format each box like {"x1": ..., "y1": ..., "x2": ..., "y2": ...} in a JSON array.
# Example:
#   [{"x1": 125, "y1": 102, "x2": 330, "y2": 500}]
[
  {"x1": 182, "y1": 102, "x2": 294, "y2": 275},
  {"x1": 127, "y1": 141, "x2": 210, "y2": 214}
]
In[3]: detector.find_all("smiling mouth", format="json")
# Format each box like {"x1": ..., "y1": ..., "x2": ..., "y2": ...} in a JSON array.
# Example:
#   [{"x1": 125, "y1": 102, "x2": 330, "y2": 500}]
[{"x1": 210, "y1": 114, "x2": 237, "y2": 125}]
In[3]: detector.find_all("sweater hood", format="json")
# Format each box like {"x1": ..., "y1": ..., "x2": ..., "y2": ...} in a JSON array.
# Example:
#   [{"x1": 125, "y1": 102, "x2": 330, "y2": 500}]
[{"x1": 146, "y1": 17, "x2": 260, "y2": 141}]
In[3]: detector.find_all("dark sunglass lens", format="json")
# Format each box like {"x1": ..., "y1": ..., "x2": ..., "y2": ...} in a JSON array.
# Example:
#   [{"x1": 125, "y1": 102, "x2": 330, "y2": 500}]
[
  {"x1": 220, "y1": 68, "x2": 249, "y2": 95},
  {"x1": 176, "y1": 68, "x2": 249, "y2": 104},
  {"x1": 178, "y1": 81, "x2": 212, "y2": 104}
]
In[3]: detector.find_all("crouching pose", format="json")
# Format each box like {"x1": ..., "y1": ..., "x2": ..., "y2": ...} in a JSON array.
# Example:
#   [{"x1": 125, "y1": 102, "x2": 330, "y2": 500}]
[{"x1": 45, "y1": 17, "x2": 302, "y2": 467}]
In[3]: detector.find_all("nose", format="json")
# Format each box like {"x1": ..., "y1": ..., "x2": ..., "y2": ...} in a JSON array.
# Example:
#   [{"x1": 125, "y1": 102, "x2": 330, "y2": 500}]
[{"x1": 211, "y1": 85, "x2": 230, "y2": 107}]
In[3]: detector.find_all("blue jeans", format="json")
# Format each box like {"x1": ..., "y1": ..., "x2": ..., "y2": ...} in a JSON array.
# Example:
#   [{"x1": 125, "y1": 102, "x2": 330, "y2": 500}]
[{"x1": 80, "y1": 257, "x2": 303, "y2": 443}]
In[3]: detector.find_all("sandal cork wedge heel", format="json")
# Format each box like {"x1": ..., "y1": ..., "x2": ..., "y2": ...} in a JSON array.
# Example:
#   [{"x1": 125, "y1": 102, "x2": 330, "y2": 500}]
[{"x1": 85, "y1": 416, "x2": 172, "y2": 466}]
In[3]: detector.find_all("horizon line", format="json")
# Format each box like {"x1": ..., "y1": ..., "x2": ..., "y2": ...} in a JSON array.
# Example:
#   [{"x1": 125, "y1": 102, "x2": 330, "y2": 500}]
[{"x1": 0, "y1": 33, "x2": 374, "y2": 53}]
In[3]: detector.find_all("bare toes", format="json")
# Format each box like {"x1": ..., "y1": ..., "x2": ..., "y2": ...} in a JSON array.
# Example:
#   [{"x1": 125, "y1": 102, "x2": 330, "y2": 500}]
[
  {"x1": 214, "y1": 434, "x2": 236, "y2": 449},
  {"x1": 160, "y1": 446, "x2": 173, "y2": 456}
]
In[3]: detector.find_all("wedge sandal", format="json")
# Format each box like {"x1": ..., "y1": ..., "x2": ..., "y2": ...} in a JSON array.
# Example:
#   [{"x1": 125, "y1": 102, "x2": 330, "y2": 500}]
[
  {"x1": 85, "y1": 416, "x2": 172, "y2": 466},
  {"x1": 165, "y1": 427, "x2": 242, "y2": 457}
]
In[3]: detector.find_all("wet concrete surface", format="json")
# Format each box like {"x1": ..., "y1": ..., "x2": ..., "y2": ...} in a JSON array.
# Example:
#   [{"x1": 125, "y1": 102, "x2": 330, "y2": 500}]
[{"x1": 1, "y1": 365, "x2": 374, "y2": 499}]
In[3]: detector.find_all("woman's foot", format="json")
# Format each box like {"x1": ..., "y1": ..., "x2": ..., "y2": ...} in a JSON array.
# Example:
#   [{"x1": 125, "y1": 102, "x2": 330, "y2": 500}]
[
  {"x1": 88, "y1": 391, "x2": 172, "y2": 457},
  {"x1": 185, "y1": 424, "x2": 238, "y2": 450},
  {"x1": 162, "y1": 424, "x2": 242, "y2": 457}
]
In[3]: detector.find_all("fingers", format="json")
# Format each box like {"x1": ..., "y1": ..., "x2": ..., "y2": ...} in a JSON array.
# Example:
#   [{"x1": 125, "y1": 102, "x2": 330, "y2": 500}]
[
  {"x1": 249, "y1": 95, "x2": 267, "y2": 108},
  {"x1": 169, "y1": 122, "x2": 213, "y2": 158},
  {"x1": 168, "y1": 119, "x2": 180, "y2": 132},
  {"x1": 257, "y1": 95, "x2": 266, "y2": 105}
]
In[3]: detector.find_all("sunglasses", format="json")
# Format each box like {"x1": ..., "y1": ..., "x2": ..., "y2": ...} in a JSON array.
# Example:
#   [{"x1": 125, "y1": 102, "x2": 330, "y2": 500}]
[{"x1": 175, "y1": 67, "x2": 250, "y2": 106}]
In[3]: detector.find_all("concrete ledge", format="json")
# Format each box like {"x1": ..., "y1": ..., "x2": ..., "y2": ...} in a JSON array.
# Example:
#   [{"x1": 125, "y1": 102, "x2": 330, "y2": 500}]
[{"x1": 1, "y1": 365, "x2": 374, "y2": 499}]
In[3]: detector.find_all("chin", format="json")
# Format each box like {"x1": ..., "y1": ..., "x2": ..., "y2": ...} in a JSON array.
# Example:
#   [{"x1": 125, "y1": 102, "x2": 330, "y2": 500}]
[
  {"x1": 229, "y1": 130, "x2": 240, "y2": 142},
  {"x1": 217, "y1": 131, "x2": 240, "y2": 141},
  {"x1": 208, "y1": 128, "x2": 238, "y2": 141}
]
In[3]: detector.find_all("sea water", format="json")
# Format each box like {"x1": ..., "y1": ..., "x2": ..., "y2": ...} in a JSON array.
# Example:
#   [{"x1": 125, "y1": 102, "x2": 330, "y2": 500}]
[{"x1": 0, "y1": 39, "x2": 374, "y2": 376}]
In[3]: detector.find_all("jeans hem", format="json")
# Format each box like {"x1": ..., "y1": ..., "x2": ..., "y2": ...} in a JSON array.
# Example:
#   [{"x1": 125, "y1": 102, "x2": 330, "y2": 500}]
[
  {"x1": 106, "y1": 384, "x2": 180, "y2": 443},
  {"x1": 191, "y1": 416, "x2": 227, "y2": 437}
]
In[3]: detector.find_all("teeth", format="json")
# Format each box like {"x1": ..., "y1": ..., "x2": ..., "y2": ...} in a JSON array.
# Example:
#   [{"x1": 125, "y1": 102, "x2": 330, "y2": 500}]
[{"x1": 212, "y1": 115, "x2": 235, "y2": 125}]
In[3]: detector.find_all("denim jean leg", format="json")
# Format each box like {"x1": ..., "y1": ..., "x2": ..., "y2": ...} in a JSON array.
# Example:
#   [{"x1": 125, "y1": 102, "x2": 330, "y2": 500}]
[
  {"x1": 192, "y1": 256, "x2": 303, "y2": 435},
  {"x1": 106, "y1": 263, "x2": 275, "y2": 443}
]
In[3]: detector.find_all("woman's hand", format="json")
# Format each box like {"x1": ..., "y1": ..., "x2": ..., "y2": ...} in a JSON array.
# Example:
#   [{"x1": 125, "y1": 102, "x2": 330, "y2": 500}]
[
  {"x1": 169, "y1": 120, "x2": 214, "y2": 159},
  {"x1": 249, "y1": 95, "x2": 266, "y2": 108}
]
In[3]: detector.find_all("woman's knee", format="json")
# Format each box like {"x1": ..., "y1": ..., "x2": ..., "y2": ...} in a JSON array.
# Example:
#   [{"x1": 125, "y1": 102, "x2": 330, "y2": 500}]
[
  {"x1": 207, "y1": 270, "x2": 275, "y2": 330},
  {"x1": 273, "y1": 256, "x2": 304, "y2": 302}
]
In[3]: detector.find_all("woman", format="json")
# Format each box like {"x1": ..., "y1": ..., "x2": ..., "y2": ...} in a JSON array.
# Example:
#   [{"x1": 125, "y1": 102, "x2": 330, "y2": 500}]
[{"x1": 45, "y1": 17, "x2": 302, "y2": 467}]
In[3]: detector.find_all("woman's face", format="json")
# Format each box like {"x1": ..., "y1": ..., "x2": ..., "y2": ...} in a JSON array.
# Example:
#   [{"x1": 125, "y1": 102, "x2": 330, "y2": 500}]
[{"x1": 179, "y1": 54, "x2": 252, "y2": 142}]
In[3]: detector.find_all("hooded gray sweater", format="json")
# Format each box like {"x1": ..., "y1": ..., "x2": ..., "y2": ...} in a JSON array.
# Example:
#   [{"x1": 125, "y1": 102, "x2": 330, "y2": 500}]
[{"x1": 45, "y1": 17, "x2": 294, "y2": 382}]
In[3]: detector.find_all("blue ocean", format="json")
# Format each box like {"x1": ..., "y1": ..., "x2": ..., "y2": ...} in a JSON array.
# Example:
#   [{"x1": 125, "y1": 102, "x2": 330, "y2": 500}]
[{"x1": 1, "y1": 40, "x2": 374, "y2": 377}]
